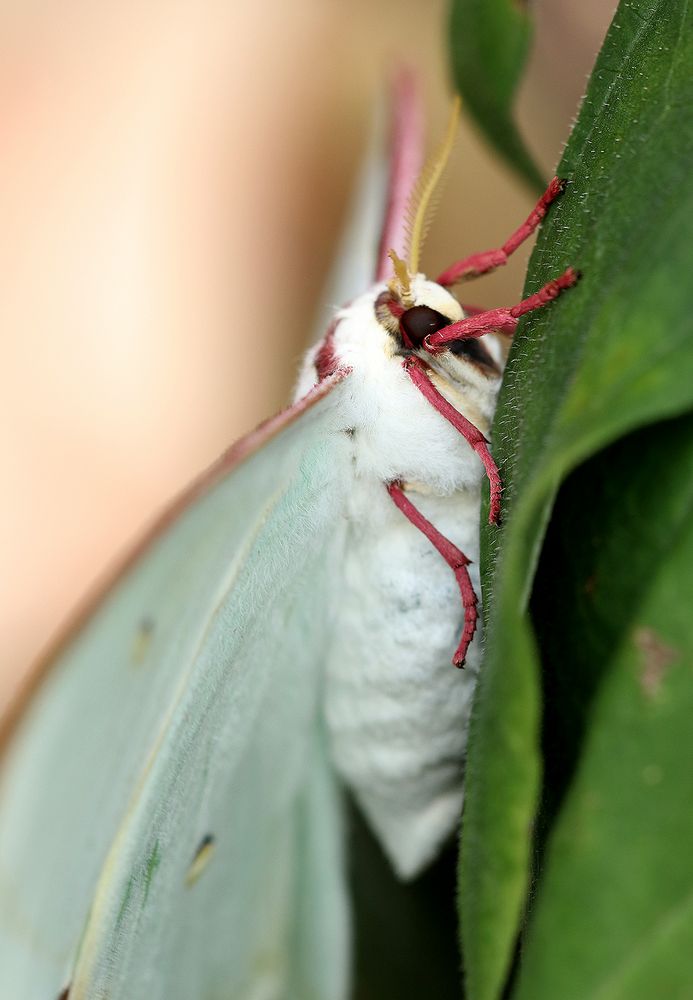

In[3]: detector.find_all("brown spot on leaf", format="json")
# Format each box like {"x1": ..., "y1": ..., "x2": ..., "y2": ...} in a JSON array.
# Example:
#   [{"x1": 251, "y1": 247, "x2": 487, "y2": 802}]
[
  {"x1": 634, "y1": 627, "x2": 677, "y2": 698},
  {"x1": 56, "y1": 987, "x2": 71, "y2": 1000}
]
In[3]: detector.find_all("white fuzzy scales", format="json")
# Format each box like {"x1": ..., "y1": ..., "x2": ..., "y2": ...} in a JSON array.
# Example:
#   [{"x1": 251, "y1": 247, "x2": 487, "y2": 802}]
[{"x1": 295, "y1": 275, "x2": 505, "y2": 879}]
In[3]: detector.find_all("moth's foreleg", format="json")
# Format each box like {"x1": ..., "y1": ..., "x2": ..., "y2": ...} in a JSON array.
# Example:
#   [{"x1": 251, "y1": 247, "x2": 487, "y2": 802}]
[
  {"x1": 387, "y1": 482, "x2": 478, "y2": 667},
  {"x1": 435, "y1": 176, "x2": 566, "y2": 286},
  {"x1": 424, "y1": 266, "x2": 579, "y2": 352},
  {"x1": 403, "y1": 355, "x2": 502, "y2": 524}
]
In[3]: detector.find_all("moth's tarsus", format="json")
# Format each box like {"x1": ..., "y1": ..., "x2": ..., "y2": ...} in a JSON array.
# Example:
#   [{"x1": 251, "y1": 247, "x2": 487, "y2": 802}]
[{"x1": 436, "y1": 173, "x2": 568, "y2": 287}]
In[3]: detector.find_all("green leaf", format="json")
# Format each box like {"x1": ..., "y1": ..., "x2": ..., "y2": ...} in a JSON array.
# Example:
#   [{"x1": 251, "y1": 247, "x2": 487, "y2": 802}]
[
  {"x1": 449, "y1": 0, "x2": 544, "y2": 190},
  {"x1": 514, "y1": 414, "x2": 693, "y2": 999},
  {"x1": 458, "y1": 1, "x2": 693, "y2": 998}
]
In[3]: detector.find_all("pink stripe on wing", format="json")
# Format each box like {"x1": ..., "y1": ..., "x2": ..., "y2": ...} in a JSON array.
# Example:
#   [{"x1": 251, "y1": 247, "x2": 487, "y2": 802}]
[{"x1": 375, "y1": 70, "x2": 424, "y2": 282}]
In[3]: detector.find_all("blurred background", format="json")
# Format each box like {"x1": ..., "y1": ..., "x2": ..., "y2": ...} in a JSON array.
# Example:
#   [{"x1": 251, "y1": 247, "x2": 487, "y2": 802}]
[{"x1": 0, "y1": 0, "x2": 616, "y2": 711}]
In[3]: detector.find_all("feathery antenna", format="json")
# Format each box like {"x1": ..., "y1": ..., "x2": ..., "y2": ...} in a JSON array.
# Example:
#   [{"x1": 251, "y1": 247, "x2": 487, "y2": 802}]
[
  {"x1": 406, "y1": 96, "x2": 461, "y2": 276},
  {"x1": 387, "y1": 250, "x2": 414, "y2": 306}
]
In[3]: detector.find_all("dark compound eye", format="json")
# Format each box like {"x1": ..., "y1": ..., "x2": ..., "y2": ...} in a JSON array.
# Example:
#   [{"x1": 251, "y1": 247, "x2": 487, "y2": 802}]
[{"x1": 399, "y1": 305, "x2": 450, "y2": 347}]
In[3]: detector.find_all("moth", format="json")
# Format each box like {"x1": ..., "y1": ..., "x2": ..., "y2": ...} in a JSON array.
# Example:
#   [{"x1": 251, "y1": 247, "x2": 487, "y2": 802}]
[{"x1": 0, "y1": 80, "x2": 574, "y2": 1000}]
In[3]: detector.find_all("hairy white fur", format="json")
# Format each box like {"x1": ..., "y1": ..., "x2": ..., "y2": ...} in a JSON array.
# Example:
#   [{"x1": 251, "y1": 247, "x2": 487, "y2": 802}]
[{"x1": 295, "y1": 275, "x2": 504, "y2": 879}]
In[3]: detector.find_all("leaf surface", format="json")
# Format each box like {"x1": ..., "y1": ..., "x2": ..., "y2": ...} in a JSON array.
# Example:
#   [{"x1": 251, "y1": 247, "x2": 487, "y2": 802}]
[
  {"x1": 449, "y1": 0, "x2": 544, "y2": 189},
  {"x1": 457, "y1": 2, "x2": 693, "y2": 997},
  {"x1": 515, "y1": 414, "x2": 693, "y2": 1000}
]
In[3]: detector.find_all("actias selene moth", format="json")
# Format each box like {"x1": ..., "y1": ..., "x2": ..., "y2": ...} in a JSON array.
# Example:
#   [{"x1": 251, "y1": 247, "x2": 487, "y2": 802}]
[{"x1": 0, "y1": 76, "x2": 574, "y2": 999}]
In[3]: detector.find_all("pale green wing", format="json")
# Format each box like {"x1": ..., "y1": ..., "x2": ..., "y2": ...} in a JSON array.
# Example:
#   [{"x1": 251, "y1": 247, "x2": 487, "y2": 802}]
[{"x1": 0, "y1": 374, "x2": 352, "y2": 1000}]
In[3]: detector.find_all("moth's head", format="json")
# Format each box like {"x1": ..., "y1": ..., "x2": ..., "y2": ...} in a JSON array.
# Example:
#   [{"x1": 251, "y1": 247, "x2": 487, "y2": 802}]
[
  {"x1": 373, "y1": 97, "x2": 505, "y2": 381},
  {"x1": 374, "y1": 271, "x2": 504, "y2": 381}
]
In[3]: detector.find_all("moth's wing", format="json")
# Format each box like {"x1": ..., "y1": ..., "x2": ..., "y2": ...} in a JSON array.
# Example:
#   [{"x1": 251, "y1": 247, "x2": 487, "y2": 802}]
[
  {"x1": 0, "y1": 373, "x2": 352, "y2": 1000},
  {"x1": 312, "y1": 69, "x2": 424, "y2": 334},
  {"x1": 314, "y1": 125, "x2": 389, "y2": 329}
]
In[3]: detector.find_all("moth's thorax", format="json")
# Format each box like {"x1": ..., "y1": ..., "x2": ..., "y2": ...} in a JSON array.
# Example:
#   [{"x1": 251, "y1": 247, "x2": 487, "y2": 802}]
[
  {"x1": 294, "y1": 276, "x2": 505, "y2": 878},
  {"x1": 298, "y1": 276, "x2": 504, "y2": 497}
]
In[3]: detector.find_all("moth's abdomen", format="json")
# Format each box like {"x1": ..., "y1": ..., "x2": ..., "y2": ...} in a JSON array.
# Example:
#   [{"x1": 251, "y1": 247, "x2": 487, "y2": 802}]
[{"x1": 324, "y1": 484, "x2": 482, "y2": 879}]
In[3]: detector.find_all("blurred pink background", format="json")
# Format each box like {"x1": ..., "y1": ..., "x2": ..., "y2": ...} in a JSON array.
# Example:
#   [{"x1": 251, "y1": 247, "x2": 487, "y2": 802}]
[{"x1": 0, "y1": 0, "x2": 616, "y2": 711}]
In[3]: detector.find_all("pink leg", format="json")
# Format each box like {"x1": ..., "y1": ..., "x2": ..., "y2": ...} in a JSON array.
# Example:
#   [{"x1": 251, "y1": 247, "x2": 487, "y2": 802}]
[
  {"x1": 387, "y1": 482, "x2": 478, "y2": 667},
  {"x1": 436, "y1": 176, "x2": 566, "y2": 286},
  {"x1": 425, "y1": 267, "x2": 578, "y2": 353},
  {"x1": 403, "y1": 355, "x2": 502, "y2": 524}
]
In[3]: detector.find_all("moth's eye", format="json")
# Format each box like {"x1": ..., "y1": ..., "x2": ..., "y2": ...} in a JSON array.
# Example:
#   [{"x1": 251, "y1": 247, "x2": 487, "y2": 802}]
[{"x1": 400, "y1": 306, "x2": 450, "y2": 347}]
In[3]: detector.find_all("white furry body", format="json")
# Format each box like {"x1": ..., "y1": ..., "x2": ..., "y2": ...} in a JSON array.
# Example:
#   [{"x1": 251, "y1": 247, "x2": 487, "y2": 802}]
[{"x1": 295, "y1": 276, "x2": 504, "y2": 879}]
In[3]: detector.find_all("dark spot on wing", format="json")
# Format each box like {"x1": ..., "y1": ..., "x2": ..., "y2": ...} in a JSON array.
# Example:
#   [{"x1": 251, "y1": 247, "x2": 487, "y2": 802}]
[
  {"x1": 195, "y1": 833, "x2": 215, "y2": 854},
  {"x1": 56, "y1": 988, "x2": 71, "y2": 1000},
  {"x1": 139, "y1": 615, "x2": 155, "y2": 637},
  {"x1": 186, "y1": 834, "x2": 216, "y2": 886},
  {"x1": 132, "y1": 616, "x2": 155, "y2": 665}
]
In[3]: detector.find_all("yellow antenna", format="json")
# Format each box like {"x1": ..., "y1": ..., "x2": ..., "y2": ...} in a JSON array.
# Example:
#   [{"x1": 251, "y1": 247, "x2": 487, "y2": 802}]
[
  {"x1": 387, "y1": 249, "x2": 413, "y2": 306},
  {"x1": 407, "y1": 95, "x2": 461, "y2": 275}
]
